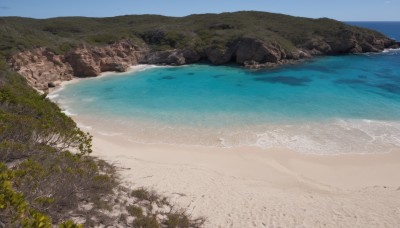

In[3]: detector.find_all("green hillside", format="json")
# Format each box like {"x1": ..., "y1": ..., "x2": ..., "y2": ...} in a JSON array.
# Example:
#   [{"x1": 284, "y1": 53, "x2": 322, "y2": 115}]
[{"x1": 0, "y1": 11, "x2": 388, "y2": 57}]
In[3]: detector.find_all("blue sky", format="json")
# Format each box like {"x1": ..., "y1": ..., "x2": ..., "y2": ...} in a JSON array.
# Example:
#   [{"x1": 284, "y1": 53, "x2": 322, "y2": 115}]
[{"x1": 0, "y1": 0, "x2": 399, "y2": 21}]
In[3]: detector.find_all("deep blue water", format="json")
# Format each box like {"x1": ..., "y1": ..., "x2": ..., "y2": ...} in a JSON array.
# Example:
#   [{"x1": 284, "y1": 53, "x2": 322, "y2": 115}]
[{"x1": 52, "y1": 23, "x2": 400, "y2": 154}]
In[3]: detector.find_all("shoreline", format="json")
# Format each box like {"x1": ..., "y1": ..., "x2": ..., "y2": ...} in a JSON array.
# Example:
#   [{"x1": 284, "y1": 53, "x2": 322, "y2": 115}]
[
  {"x1": 45, "y1": 47, "x2": 400, "y2": 94},
  {"x1": 48, "y1": 64, "x2": 161, "y2": 94},
  {"x1": 47, "y1": 62, "x2": 400, "y2": 156},
  {"x1": 47, "y1": 63, "x2": 400, "y2": 227},
  {"x1": 87, "y1": 129, "x2": 400, "y2": 227}
]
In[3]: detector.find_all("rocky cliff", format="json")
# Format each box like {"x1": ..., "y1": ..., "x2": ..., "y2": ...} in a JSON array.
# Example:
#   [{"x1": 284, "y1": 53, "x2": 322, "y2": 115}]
[
  {"x1": 8, "y1": 40, "x2": 148, "y2": 90},
  {"x1": 9, "y1": 34, "x2": 398, "y2": 91},
  {"x1": 5, "y1": 12, "x2": 399, "y2": 92}
]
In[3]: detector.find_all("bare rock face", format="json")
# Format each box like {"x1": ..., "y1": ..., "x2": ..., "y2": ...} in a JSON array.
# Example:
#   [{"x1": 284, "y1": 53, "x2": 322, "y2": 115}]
[
  {"x1": 65, "y1": 40, "x2": 148, "y2": 76},
  {"x1": 8, "y1": 40, "x2": 149, "y2": 91},
  {"x1": 8, "y1": 48, "x2": 74, "y2": 91},
  {"x1": 181, "y1": 49, "x2": 202, "y2": 63},
  {"x1": 146, "y1": 50, "x2": 185, "y2": 65},
  {"x1": 65, "y1": 47, "x2": 101, "y2": 77},
  {"x1": 8, "y1": 34, "x2": 398, "y2": 92},
  {"x1": 146, "y1": 49, "x2": 201, "y2": 65},
  {"x1": 205, "y1": 48, "x2": 235, "y2": 65},
  {"x1": 303, "y1": 38, "x2": 333, "y2": 55},
  {"x1": 302, "y1": 30, "x2": 399, "y2": 55},
  {"x1": 236, "y1": 38, "x2": 284, "y2": 64}
]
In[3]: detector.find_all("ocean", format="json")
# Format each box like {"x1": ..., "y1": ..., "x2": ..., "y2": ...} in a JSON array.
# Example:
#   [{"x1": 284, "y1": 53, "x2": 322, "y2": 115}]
[{"x1": 51, "y1": 22, "x2": 400, "y2": 154}]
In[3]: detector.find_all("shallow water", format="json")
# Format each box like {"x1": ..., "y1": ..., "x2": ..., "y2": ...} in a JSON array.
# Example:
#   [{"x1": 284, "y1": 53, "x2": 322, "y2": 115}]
[{"x1": 51, "y1": 48, "x2": 400, "y2": 154}]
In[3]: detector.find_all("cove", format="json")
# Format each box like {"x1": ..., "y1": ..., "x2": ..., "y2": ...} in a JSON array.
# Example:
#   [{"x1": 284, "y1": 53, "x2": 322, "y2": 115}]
[{"x1": 51, "y1": 50, "x2": 400, "y2": 154}]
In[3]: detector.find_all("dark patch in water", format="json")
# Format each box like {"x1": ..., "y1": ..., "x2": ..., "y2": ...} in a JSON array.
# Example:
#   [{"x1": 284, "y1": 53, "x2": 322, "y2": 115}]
[
  {"x1": 334, "y1": 79, "x2": 366, "y2": 84},
  {"x1": 186, "y1": 72, "x2": 195, "y2": 76},
  {"x1": 308, "y1": 66, "x2": 337, "y2": 73},
  {"x1": 236, "y1": 84, "x2": 243, "y2": 87},
  {"x1": 212, "y1": 74, "x2": 224, "y2": 78},
  {"x1": 358, "y1": 75, "x2": 368, "y2": 79},
  {"x1": 375, "y1": 72, "x2": 400, "y2": 83},
  {"x1": 292, "y1": 65, "x2": 338, "y2": 74},
  {"x1": 254, "y1": 76, "x2": 311, "y2": 86},
  {"x1": 159, "y1": 76, "x2": 175, "y2": 80},
  {"x1": 374, "y1": 83, "x2": 400, "y2": 94},
  {"x1": 102, "y1": 87, "x2": 115, "y2": 92}
]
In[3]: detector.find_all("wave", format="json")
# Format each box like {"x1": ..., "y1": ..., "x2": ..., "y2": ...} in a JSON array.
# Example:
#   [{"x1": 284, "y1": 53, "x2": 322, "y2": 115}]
[
  {"x1": 252, "y1": 119, "x2": 400, "y2": 154},
  {"x1": 361, "y1": 48, "x2": 400, "y2": 56},
  {"x1": 73, "y1": 115, "x2": 400, "y2": 155},
  {"x1": 61, "y1": 109, "x2": 76, "y2": 116}
]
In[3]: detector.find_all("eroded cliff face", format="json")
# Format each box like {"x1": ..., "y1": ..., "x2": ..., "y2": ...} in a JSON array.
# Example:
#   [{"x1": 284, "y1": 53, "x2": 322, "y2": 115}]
[
  {"x1": 8, "y1": 40, "x2": 149, "y2": 90},
  {"x1": 8, "y1": 34, "x2": 399, "y2": 91},
  {"x1": 9, "y1": 48, "x2": 74, "y2": 90}
]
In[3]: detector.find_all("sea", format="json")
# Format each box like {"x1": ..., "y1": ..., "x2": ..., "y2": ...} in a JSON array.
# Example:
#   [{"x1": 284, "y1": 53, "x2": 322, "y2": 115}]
[{"x1": 50, "y1": 22, "x2": 400, "y2": 154}]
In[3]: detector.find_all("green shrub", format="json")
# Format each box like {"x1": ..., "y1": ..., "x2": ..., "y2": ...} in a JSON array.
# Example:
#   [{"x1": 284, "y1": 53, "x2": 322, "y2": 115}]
[
  {"x1": 133, "y1": 215, "x2": 159, "y2": 228},
  {"x1": 126, "y1": 204, "x2": 143, "y2": 217}
]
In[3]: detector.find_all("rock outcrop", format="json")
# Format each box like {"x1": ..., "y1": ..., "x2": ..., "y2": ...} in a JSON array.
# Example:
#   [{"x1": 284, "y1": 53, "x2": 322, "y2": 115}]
[
  {"x1": 65, "y1": 40, "x2": 148, "y2": 77},
  {"x1": 235, "y1": 39, "x2": 286, "y2": 64},
  {"x1": 303, "y1": 30, "x2": 399, "y2": 55},
  {"x1": 9, "y1": 48, "x2": 74, "y2": 90},
  {"x1": 8, "y1": 34, "x2": 398, "y2": 91},
  {"x1": 9, "y1": 40, "x2": 148, "y2": 90}
]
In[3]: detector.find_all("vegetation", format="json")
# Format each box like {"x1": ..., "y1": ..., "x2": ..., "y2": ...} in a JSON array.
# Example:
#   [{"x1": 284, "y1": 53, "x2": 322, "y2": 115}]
[
  {"x1": 0, "y1": 11, "x2": 388, "y2": 57},
  {"x1": 0, "y1": 67, "x2": 204, "y2": 226}
]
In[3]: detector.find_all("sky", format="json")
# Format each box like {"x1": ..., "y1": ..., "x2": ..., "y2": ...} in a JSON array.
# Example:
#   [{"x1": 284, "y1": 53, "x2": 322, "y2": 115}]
[{"x1": 0, "y1": 0, "x2": 399, "y2": 21}]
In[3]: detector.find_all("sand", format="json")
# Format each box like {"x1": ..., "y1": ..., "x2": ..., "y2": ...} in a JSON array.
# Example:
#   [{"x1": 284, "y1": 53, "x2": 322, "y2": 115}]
[
  {"x1": 48, "y1": 66, "x2": 400, "y2": 227},
  {"x1": 84, "y1": 130, "x2": 400, "y2": 228}
]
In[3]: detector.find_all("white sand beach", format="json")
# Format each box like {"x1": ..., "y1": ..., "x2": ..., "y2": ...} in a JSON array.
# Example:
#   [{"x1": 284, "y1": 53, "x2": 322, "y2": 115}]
[{"x1": 83, "y1": 128, "x2": 400, "y2": 228}]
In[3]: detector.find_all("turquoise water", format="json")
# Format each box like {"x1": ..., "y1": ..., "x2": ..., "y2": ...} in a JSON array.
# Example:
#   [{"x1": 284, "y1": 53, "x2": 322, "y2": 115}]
[
  {"x1": 56, "y1": 55, "x2": 400, "y2": 124},
  {"x1": 52, "y1": 49, "x2": 400, "y2": 154}
]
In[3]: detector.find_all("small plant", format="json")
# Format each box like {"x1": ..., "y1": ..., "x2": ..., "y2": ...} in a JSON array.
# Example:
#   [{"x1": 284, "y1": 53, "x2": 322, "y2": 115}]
[
  {"x1": 131, "y1": 188, "x2": 159, "y2": 203},
  {"x1": 164, "y1": 212, "x2": 191, "y2": 228},
  {"x1": 126, "y1": 204, "x2": 143, "y2": 218},
  {"x1": 133, "y1": 215, "x2": 159, "y2": 228}
]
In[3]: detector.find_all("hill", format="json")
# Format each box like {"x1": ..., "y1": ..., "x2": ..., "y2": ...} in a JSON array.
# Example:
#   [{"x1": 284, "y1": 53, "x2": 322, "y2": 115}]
[{"x1": 1, "y1": 11, "x2": 398, "y2": 90}]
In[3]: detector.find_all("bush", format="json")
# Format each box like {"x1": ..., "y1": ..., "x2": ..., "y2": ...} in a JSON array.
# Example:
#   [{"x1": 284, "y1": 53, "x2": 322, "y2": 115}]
[{"x1": 126, "y1": 204, "x2": 143, "y2": 217}]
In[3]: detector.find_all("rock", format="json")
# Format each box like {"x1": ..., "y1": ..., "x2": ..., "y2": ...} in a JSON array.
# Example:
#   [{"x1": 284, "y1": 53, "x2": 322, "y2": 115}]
[
  {"x1": 236, "y1": 38, "x2": 283, "y2": 64},
  {"x1": 182, "y1": 49, "x2": 201, "y2": 63},
  {"x1": 8, "y1": 32, "x2": 397, "y2": 92},
  {"x1": 100, "y1": 61, "x2": 128, "y2": 72},
  {"x1": 65, "y1": 40, "x2": 148, "y2": 76},
  {"x1": 65, "y1": 46, "x2": 101, "y2": 76},
  {"x1": 9, "y1": 40, "x2": 149, "y2": 90},
  {"x1": 303, "y1": 38, "x2": 332, "y2": 54},
  {"x1": 48, "y1": 80, "x2": 61, "y2": 88},
  {"x1": 8, "y1": 48, "x2": 74, "y2": 90},
  {"x1": 146, "y1": 50, "x2": 186, "y2": 65},
  {"x1": 205, "y1": 47, "x2": 235, "y2": 64},
  {"x1": 328, "y1": 29, "x2": 359, "y2": 53},
  {"x1": 165, "y1": 52, "x2": 186, "y2": 65}
]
